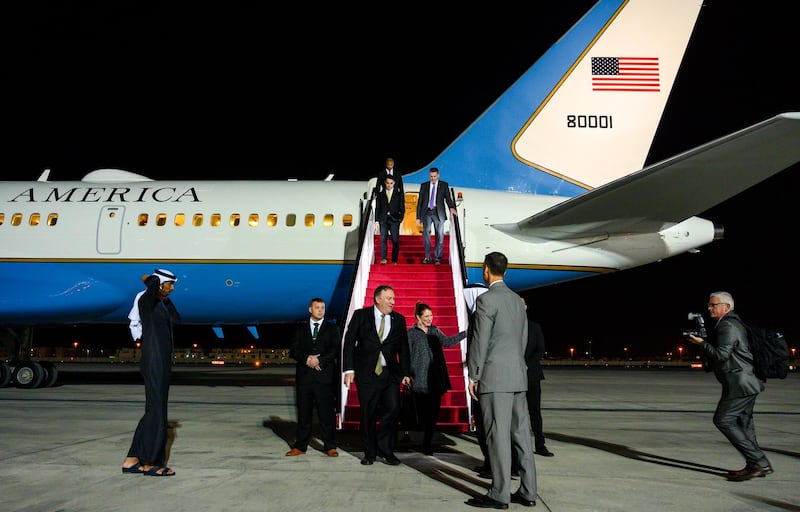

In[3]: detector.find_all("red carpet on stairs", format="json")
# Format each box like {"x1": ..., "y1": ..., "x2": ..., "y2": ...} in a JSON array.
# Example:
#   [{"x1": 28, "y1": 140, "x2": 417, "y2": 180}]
[{"x1": 341, "y1": 233, "x2": 469, "y2": 432}]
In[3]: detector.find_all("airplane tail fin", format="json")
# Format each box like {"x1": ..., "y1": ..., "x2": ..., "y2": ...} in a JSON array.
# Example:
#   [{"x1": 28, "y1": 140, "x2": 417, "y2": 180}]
[{"x1": 403, "y1": 0, "x2": 704, "y2": 196}]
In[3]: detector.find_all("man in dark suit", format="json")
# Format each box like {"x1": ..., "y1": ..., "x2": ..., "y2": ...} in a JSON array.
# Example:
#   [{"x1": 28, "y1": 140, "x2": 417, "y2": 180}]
[
  {"x1": 523, "y1": 300, "x2": 554, "y2": 457},
  {"x1": 373, "y1": 156, "x2": 404, "y2": 197},
  {"x1": 343, "y1": 285, "x2": 412, "y2": 466},
  {"x1": 415, "y1": 167, "x2": 457, "y2": 265},
  {"x1": 689, "y1": 291, "x2": 773, "y2": 481},
  {"x1": 374, "y1": 175, "x2": 405, "y2": 265},
  {"x1": 467, "y1": 252, "x2": 537, "y2": 509},
  {"x1": 286, "y1": 297, "x2": 341, "y2": 457}
]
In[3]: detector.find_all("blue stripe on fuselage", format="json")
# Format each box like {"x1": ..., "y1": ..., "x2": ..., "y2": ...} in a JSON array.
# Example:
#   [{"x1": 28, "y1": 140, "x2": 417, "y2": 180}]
[{"x1": 1, "y1": 261, "x2": 606, "y2": 327}]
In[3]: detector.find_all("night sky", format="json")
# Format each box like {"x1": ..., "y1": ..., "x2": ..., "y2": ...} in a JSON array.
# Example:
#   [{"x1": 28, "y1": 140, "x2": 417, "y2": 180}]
[{"x1": 3, "y1": 2, "x2": 797, "y2": 358}]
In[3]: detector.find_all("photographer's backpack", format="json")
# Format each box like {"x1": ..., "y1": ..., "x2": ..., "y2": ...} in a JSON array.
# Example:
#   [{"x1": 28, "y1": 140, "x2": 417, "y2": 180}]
[{"x1": 744, "y1": 323, "x2": 790, "y2": 381}]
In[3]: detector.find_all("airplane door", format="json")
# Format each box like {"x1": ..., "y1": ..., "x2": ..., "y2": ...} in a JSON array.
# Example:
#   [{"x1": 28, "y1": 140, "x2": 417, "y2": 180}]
[{"x1": 97, "y1": 206, "x2": 125, "y2": 254}]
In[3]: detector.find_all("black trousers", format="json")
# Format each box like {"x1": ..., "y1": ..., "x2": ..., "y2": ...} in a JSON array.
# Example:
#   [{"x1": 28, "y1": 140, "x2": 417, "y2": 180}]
[
  {"x1": 293, "y1": 381, "x2": 337, "y2": 451},
  {"x1": 357, "y1": 372, "x2": 401, "y2": 459}
]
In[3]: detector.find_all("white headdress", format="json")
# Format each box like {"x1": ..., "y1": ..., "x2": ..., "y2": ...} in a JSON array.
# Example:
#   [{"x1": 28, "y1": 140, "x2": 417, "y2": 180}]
[{"x1": 154, "y1": 268, "x2": 177, "y2": 284}]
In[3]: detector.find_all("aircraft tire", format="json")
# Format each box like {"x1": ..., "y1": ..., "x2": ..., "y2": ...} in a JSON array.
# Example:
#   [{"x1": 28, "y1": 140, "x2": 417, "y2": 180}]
[
  {"x1": 0, "y1": 362, "x2": 12, "y2": 388},
  {"x1": 13, "y1": 361, "x2": 44, "y2": 389},
  {"x1": 39, "y1": 361, "x2": 59, "y2": 387}
]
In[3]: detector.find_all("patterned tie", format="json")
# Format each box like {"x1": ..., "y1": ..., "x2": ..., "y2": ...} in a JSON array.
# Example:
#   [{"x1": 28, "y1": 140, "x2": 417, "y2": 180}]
[
  {"x1": 312, "y1": 322, "x2": 319, "y2": 340},
  {"x1": 375, "y1": 314, "x2": 385, "y2": 375},
  {"x1": 428, "y1": 182, "x2": 436, "y2": 209}
]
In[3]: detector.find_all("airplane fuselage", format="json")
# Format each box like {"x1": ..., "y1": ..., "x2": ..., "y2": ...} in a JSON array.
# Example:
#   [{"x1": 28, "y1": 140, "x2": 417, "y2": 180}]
[{"x1": 0, "y1": 177, "x2": 716, "y2": 326}]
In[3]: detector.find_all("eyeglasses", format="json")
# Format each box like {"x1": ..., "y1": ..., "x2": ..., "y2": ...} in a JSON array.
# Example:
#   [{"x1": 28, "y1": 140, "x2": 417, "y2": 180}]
[{"x1": 707, "y1": 302, "x2": 729, "y2": 307}]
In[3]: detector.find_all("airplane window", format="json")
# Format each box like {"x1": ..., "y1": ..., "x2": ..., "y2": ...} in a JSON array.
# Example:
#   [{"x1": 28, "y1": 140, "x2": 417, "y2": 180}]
[
  {"x1": 156, "y1": 213, "x2": 167, "y2": 226},
  {"x1": 193, "y1": 213, "x2": 203, "y2": 226},
  {"x1": 248, "y1": 214, "x2": 259, "y2": 226},
  {"x1": 323, "y1": 214, "x2": 334, "y2": 227},
  {"x1": 267, "y1": 214, "x2": 277, "y2": 227},
  {"x1": 342, "y1": 214, "x2": 353, "y2": 227},
  {"x1": 230, "y1": 214, "x2": 241, "y2": 227},
  {"x1": 138, "y1": 213, "x2": 148, "y2": 226},
  {"x1": 286, "y1": 213, "x2": 296, "y2": 227},
  {"x1": 0, "y1": 213, "x2": 3, "y2": 225},
  {"x1": 29, "y1": 213, "x2": 41, "y2": 226},
  {"x1": 211, "y1": 213, "x2": 221, "y2": 227},
  {"x1": 175, "y1": 213, "x2": 185, "y2": 226},
  {"x1": 47, "y1": 214, "x2": 58, "y2": 226},
  {"x1": 11, "y1": 213, "x2": 22, "y2": 226},
  {"x1": 305, "y1": 214, "x2": 315, "y2": 227}
]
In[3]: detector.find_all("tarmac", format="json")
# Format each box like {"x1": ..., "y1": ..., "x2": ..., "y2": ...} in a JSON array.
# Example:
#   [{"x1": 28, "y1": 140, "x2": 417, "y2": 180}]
[{"x1": 1, "y1": 364, "x2": 798, "y2": 512}]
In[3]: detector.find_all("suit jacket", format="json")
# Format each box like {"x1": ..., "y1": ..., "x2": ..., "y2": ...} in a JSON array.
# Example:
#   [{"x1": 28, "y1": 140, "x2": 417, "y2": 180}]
[
  {"x1": 467, "y1": 281, "x2": 528, "y2": 393},
  {"x1": 698, "y1": 310, "x2": 764, "y2": 398},
  {"x1": 524, "y1": 319, "x2": 545, "y2": 382},
  {"x1": 375, "y1": 187, "x2": 405, "y2": 224},
  {"x1": 343, "y1": 306, "x2": 410, "y2": 385},
  {"x1": 289, "y1": 319, "x2": 341, "y2": 387},
  {"x1": 416, "y1": 179, "x2": 456, "y2": 221}
]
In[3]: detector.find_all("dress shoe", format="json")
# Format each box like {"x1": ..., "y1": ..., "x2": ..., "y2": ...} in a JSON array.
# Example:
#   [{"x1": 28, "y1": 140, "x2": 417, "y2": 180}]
[
  {"x1": 477, "y1": 469, "x2": 492, "y2": 479},
  {"x1": 360, "y1": 457, "x2": 375, "y2": 465},
  {"x1": 465, "y1": 495, "x2": 508, "y2": 509},
  {"x1": 535, "y1": 447, "x2": 554, "y2": 457},
  {"x1": 325, "y1": 448, "x2": 339, "y2": 457},
  {"x1": 422, "y1": 258, "x2": 431, "y2": 264},
  {"x1": 729, "y1": 465, "x2": 773, "y2": 481},
  {"x1": 380, "y1": 259, "x2": 388, "y2": 264},
  {"x1": 285, "y1": 447, "x2": 305, "y2": 456},
  {"x1": 510, "y1": 492, "x2": 536, "y2": 507},
  {"x1": 434, "y1": 259, "x2": 441, "y2": 265},
  {"x1": 382, "y1": 454, "x2": 402, "y2": 465}
]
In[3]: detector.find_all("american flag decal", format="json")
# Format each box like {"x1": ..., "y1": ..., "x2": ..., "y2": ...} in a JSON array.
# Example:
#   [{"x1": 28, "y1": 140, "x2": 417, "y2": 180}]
[{"x1": 591, "y1": 57, "x2": 660, "y2": 92}]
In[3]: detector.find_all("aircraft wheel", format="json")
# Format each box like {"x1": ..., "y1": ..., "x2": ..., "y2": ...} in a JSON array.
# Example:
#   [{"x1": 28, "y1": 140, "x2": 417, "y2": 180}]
[
  {"x1": 0, "y1": 362, "x2": 12, "y2": 388},
  {"x1": 13, "y1": 361, "x2": 44, "y2": 389},
  {"x1": 39, "y1": 361, "x2": 59, "y2": 387}
]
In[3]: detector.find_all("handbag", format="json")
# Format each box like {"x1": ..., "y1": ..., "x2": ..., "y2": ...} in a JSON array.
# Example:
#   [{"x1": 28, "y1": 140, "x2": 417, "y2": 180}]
[{"x1": 400, "y1": 386, "x2": 421, "y2": 431}]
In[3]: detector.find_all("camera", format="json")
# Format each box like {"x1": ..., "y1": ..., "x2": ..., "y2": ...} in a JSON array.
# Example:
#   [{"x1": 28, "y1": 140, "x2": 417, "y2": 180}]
[{"x1": 682, "y1": 312, "x2": 707, "y2": 339}]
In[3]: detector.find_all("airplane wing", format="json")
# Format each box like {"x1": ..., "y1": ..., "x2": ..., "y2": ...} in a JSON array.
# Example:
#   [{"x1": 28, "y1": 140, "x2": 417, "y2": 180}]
[{"x1": 499, "y1": 113, "x2": 800, "y2": 239}]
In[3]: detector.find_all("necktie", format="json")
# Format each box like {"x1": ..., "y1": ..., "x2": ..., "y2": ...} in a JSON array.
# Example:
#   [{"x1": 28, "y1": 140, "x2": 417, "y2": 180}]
[
  {"x1": 312, "y1": 322, "x2": 319, "y2": 340},
  {"x1": 375, "y1": 314, "x2": 385, "y2": 375},
  {"x1": 387, "y1": 190, "x2": 392, "y2": 202},
  {"x1": 428, "y1": 182, "x2": 436, "y2": 209}
]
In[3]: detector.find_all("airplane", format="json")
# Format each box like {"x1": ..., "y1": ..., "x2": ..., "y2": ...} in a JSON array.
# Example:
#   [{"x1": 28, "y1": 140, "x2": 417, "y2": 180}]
[{"x1": 2, "y1": 0, "x2": 800, "y2": 390}]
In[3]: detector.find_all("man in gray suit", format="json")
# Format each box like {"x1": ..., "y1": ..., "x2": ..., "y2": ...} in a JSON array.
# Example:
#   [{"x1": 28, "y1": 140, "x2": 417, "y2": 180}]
[
  {"x1": 688, "y1": 291, "x2": 773, "y2": 481},
  {"x1": 466, "y1": 252, "x2": 537, "y2": 509}
]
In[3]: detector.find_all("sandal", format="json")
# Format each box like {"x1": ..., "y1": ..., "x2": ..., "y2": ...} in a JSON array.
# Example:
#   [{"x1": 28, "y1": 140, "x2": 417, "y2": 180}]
[
  {"x1": 121, "y1": 462, "x2": 146, "y2": 474},
  {"x1": 144, "y1": 465, "x2": 175, "y2": 477}
]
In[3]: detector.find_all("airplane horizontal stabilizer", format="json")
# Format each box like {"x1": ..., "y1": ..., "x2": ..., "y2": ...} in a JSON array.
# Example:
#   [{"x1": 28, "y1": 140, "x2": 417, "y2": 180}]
[{"x1": 498, "y1": 113, "x2": 800, "y2": 240}]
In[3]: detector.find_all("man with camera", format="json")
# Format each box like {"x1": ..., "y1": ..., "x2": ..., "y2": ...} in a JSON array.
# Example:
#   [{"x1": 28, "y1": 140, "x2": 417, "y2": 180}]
[{"x1": 687, "y1": 291, "x2": 772, "y2": 481}]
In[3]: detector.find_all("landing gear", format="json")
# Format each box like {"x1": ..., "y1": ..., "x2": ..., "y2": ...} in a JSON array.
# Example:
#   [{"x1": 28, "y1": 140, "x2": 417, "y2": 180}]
[
  {"x1": 1, "y1": 328, "x2": 60, "y2": 388},
  {"x1": 12, "y1": 361, "x2": 45, "y2": 389}
]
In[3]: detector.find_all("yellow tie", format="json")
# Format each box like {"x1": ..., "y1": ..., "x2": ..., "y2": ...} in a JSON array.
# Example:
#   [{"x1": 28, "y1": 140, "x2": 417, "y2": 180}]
[
  {"x1": 375, "y1": 314, "x2": 385, "y2": 375},
  {"x1": 387, "y1": 190, "x2": 392, "y2": 202}
]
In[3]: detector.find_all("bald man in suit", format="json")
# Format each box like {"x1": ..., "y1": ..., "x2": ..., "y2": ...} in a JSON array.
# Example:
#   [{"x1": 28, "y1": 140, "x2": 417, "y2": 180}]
[{"x1": 467, "y1": 252, "x2": 537, "y2": 509}]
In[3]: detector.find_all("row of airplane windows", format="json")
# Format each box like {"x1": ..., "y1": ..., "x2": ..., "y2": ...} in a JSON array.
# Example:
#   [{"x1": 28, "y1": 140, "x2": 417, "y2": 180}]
[{"x1": 0, "y1": 212, "x2": 356, "y2": 228}]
